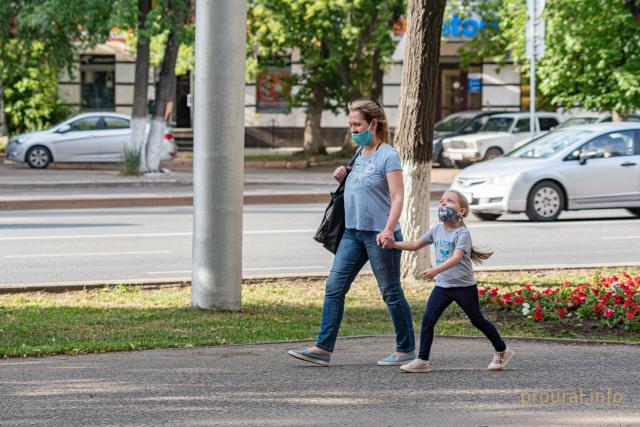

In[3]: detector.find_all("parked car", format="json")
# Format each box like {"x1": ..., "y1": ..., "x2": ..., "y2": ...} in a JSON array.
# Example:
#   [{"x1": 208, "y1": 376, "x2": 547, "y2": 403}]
[
  {"x1": 6, "y1": 113, "x2": 177, "y2": 169},
  {"x1": 431, "y1": 110, "x2": 507, "y2": 167},
  {"x1": 449, "y1": 122, "x2": 640, "y2": 221},
  {"x1": 442, "y1": 112, "x2": 564, "y2": 168},
  {"x1": 556, "y1": 112, "x2": 640, "y2": 129}
]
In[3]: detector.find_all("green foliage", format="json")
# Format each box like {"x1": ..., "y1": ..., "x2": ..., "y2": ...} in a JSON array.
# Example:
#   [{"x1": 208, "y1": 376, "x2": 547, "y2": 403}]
[
  {"x1": 247, "y1": 0, "x2": 405, "y2": 113},
  {"x1": 458, "y1": 0, "x2": 640, "y2": 114},
  {"x1": 120, "y1": 147, "x2": 142, "y2": 176},
  {"x1": 1, "y1": 41, "x2": 70, "y2": 135}
]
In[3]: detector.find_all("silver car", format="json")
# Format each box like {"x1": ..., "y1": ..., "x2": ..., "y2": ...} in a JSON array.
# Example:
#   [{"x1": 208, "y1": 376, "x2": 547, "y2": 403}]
[
  {"x1": 6, "y1": 113, "x2": 177, "y2": 169},
  {"x1": 450, "y1": 122, "x2": 640, "y2": 221}
]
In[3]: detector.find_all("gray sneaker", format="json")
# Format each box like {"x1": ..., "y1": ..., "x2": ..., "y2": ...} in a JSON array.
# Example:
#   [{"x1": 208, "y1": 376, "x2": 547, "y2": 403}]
[
  {"x1": 288, "y1": 348, "x2": 331, "y2": 366},
  {"x1": 377, "y1": 351, "x2": 416, "y2": 366},
  {"x1": 487, "y1": 347, "x2": 515, "y2": 371}
]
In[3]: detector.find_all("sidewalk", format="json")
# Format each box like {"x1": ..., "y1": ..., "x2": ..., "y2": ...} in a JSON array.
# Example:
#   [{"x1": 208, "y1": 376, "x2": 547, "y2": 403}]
[
  {"x1": 1, "y1": 335, "x2": 638, "y2": 426},
  {"x1": 0, "y1": 161, "x2": 457, "y2": 210}
]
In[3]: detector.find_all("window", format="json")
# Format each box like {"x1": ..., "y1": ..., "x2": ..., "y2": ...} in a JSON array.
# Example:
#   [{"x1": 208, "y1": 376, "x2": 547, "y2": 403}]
[
  {"x1": 481, "y1": 117, "x2": 514, "y2": 132},
  {"x1": 515, "y1": 118, "x2": 530, "y2": 133},
  {"x1": 511, "y1": 130, "x2": 592, "y2": 159},
  {"x1": 539, "y1": 117, "x2": 559, "y2": 131},
  {"x1": 579, "y1": 131, "x2": 635, "y2": 159},
  {"x1": 69, "y1": 117, "x2": 101, "y2": 132},
  {"x1": 103, "y1": 117, "x2": 130, "y2": 129},
  {"x1": 81, "y1": 55, "x2": 115, "y2": 110},
  {"x1": 462, "y1": 116, "x2": 489, "y2": 134}
]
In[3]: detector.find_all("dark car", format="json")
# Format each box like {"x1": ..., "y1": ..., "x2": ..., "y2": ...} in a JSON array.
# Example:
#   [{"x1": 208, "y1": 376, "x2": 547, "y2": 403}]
[{"x1": 432, "y1": 110, "x2": 507, "y2": 167}]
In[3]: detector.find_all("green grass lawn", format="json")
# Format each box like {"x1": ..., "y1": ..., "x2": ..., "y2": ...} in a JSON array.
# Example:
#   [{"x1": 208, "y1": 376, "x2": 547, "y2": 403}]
[{"x1": 2, "y1": 269, "x2": 638, "y2": 358}]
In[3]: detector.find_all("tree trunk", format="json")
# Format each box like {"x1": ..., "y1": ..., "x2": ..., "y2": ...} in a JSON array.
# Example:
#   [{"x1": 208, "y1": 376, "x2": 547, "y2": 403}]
[
  {"x1": 303, "y1": 83, "x2": 326, "y2": 154},
  {"x1": 395, "y1": 0, "x2": 447, "y2": 280},
  {"x1": 0, "y1": 78, "x2": 6, "y2": 137},
  {"x1": 145, "y1": 29, "x2": 179, "y2": 172},
  {"x1": 131, "y1": 0, "x2": 151, "y2": 172}
]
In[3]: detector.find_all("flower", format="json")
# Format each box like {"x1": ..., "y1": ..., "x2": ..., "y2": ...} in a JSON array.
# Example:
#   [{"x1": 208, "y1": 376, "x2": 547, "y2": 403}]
[
  {"x1": 603, "y1": 309, "x2": 615, "y2": 317},
  {"x1": 534, "y1": 302, "x2": 543, "y2": 321},
  {"x1": 522, "y1": 307, "x2": 530, "y2": 316},
  {"x1": 556, "y1": 308, "x2": 568, "y2": 317}
]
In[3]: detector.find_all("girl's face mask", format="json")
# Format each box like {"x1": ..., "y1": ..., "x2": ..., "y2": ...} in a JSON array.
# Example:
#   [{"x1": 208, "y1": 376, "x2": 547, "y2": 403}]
[
  {"x1": 438, "y1": 205, "x2": 462, "y2": 223},
  {"x1": 352, "y1": 122, "x2": 373, "y2": 147}
]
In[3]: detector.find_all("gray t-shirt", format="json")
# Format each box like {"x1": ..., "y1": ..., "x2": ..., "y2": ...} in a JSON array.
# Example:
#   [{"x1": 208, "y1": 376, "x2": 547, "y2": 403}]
[
  {"x1": 420, "y1": 223, "x2": 476, "y2": 288},
  {"x1": 344, "y1": 144, "x2": 402, "y2": 232}
]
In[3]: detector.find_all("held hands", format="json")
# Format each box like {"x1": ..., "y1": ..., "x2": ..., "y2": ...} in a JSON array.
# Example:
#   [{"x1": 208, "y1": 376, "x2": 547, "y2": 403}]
[
  {"x1": 419, "y1": 268, "x2": 439, "y2": 281},
  {"x1": 376, "y1": 230, "x2": 395, "y2": 248},
  {"x1": 333, "y1": 166, "x2": 351, "y2": 183}
]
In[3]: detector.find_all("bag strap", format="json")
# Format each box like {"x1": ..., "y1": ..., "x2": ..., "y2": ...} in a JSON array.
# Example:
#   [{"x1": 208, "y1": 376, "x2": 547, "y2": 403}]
[{"x1": 335, "y1": 146, "x2": 363, "y2": 193}]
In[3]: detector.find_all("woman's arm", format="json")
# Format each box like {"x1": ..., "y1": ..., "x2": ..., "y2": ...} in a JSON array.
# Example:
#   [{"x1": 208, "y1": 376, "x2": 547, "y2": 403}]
[
  {"x1": 376, "y1": 170, "x2": 404, "y2": 246},
  {"x1": 419, "y1": 249, "x2": 465, "y2": 280}
]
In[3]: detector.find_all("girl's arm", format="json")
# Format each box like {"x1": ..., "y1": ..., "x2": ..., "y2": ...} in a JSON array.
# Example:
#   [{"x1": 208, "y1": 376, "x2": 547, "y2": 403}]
[
  {"x1": 419, "y1": 248, "x2": 465, "y2": 280},
  {"x1": 391, "y1": 239, "x2": 428, "y2": 251},
  {"x1": 375, "y1": 170, "x2": 403, "y2": 247}
]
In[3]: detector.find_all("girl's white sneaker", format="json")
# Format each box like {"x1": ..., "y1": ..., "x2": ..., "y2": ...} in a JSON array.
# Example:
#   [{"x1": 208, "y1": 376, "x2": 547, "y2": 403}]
[
  {"x1": 487, "y1": 347, "x2": 514, "y2": 371},
  {"x1": 400, "y1": 358, "x2": 431, "y2": 373}
]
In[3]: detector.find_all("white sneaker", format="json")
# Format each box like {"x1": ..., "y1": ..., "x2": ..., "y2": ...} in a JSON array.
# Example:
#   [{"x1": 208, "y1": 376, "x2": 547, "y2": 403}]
[
  {"x1": 400, "y1": 358, "x2": 431, "y2": 373},
  {"x1": 487, "y1": 347, "x2": 514, "y2": 371}
]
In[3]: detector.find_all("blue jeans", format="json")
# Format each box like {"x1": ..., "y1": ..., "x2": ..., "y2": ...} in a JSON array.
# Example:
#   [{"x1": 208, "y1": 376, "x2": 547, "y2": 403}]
[
  {"x1": 418, "y1": 285, "x2": 506, "y2": 360},
  {"x1": 316, "y1": 228, "x2": 415, "y2": 353}
]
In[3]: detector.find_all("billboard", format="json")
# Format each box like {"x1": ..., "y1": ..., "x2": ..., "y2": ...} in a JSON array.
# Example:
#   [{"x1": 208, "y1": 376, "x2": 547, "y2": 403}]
[{"x1": 256, "y1": 64, "x2": 291, "y2": 113}]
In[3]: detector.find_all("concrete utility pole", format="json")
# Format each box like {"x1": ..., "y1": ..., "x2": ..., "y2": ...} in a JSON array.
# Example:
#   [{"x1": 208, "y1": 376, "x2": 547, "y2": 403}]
[{"x1": 192, "y1": 0, "x2": 246, "y2": 311}]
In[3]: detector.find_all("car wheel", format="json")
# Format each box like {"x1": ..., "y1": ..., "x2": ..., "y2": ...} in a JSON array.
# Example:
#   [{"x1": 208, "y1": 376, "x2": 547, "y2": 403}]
[
  {"x1": 474, "y1": 212, "x2": 502, "y2": 221},
  {"x1": 26, "y1": 146, "x2": 52, "y2": 169},
  {"x1": 483, "y1": 147, "x2": 503, "y2": 161},
  {"x1": 526, "y1": 180, "x2": 564, "y2": 222},
  {"x1": 627, "y1": 208, "x2": 640, "y2": 217}
]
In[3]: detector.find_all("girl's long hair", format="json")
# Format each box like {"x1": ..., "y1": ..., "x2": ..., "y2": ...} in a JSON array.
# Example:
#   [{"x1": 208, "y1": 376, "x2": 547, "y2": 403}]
[
  {"x1": 447, "y1": 190, "x2": 493, "y2": 264},
  {"x1": 349, "y1": 99, "x2": 391, "y2": 144}
]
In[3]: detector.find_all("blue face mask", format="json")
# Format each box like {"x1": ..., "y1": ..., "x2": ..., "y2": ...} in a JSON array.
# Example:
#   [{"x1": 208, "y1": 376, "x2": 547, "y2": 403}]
[
  {"x1": 352, "y1": 123, "x2": 373, "y2": 147},
  {"x1": 438, "y1": 206, "x2": 462, "y2": 223}
]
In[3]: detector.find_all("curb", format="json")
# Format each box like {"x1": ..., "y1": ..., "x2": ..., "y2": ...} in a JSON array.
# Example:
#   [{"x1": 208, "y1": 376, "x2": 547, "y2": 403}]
[
  {"x1": 2, "y1": 264, "x2": 638, "y2": 294},
  {"x1": 0, "y1": 191, "x2": 447, "y2": 210}
]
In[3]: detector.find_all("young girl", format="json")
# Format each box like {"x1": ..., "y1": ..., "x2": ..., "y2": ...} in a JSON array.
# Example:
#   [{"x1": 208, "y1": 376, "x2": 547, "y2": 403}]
[{"x1": 384, "y1": 190, "x2": 514, "y2": 373}]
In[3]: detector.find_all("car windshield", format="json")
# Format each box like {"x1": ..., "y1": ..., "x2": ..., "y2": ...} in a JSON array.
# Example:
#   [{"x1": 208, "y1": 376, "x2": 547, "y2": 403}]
[
  {"x1": 556, "y1": 117, "x2": 601, "y2": 129},
  {"x1": 508, "y1": 130, "x2": 593, "y2": 159},
  {"x1": 434, "y1": 113, "x2": 475, "y2": 132},
  {"x1": 480, "y1": 117, "x2": 514, "y2": 132}
]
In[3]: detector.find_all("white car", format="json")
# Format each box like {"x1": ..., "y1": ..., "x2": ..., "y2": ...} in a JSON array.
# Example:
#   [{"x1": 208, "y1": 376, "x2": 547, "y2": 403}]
[
  {"x1": 442, "y1": 112, "x2": 564, "y2": 167},
  {"x1": 556, "y1": 112, "x2": 640, "y2": 129},
  {"x1": 449, "y1": 122, "x2": 640, "y2": 221},
  {"x1": 6, "y1": 113, "x2": 177, "y2": 169}
]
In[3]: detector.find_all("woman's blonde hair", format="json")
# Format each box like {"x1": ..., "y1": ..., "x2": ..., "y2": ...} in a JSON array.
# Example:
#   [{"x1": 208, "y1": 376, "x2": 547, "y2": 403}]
[
  {"x1": 446, "y1": 190, "x2": 493, "y2": 264},
  {"x1": 349, "y1": 99, "x2": 391, "y2": 144}
]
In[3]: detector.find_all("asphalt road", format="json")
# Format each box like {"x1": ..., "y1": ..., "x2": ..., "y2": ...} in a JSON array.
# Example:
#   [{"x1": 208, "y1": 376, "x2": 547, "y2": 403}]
[
  {"x1": 0, "y1": 204, "x2": 639, "y2": 286},
  {"x1": 1, "y1": 336, "x2": 638, "y2": 426}
]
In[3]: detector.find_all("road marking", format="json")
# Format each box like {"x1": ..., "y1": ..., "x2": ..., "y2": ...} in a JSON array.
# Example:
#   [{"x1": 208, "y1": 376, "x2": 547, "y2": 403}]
[
  {"x1": 603, "y1": 236, "x2": 640, "y2": 240},
  {"x1": 5, "y1": 250, "x2": 171, "y2": 259},
  {"x1": 146, "y1": 265, "x2": 328, "y2": 275},
  {"x1": 0, "y1": 229, "x2": 317, "y2": 241}
]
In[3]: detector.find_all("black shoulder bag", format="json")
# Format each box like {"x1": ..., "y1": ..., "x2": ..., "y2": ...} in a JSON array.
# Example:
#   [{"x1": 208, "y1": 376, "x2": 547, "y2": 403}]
[{"x1": 313, "y1": 148, "x2": 362, "y2": 254}]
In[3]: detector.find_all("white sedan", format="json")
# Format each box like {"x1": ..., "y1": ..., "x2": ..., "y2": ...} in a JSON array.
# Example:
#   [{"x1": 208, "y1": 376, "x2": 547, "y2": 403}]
[
  {"x1": 6, "y1": 113, "x2": 177, "y2": 169},
  {"x1": 450, "y1": 123, "x2": 640, "y2": 221}
]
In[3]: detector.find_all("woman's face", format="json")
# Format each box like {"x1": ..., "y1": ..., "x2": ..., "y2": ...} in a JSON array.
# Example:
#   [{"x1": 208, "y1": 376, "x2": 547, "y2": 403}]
[
  {"x1": 439, "y1": 192, "x2": 465, "y2": 216},
  {"x1": 348, "y1": 110, "x2": 373, "y2": 134}
]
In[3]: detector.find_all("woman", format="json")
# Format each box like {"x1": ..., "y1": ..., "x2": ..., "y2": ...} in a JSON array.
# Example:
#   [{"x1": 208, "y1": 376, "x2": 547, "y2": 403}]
[{"x1": 288, "y1": 99, "x2": 415, "y2": 366}]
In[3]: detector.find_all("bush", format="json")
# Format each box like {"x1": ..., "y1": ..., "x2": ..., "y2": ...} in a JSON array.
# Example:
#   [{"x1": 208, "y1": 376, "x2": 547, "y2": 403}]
[{"x1": 120, "y1": 148, "x2": 142, "y2": 176}]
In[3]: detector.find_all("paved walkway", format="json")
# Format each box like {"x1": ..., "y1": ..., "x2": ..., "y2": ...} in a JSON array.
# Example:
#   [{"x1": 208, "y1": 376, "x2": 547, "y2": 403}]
[{"x1": 1, "y1": 336, "x2": 638, "y2": 426}]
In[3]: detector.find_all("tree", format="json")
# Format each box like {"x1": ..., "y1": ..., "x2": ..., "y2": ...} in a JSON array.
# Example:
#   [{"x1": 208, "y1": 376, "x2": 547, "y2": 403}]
[
  {"x1": 395, "y1": 0, "x2": 447, "y2": 279},
  {"x1": 458, "y1": 0, "x2": 640, "y2": 116},
  {"x1": 247, "y1": 0, "x2": 403, "y2": 154},
  {"x1": 144, "y1": 0, "x2": 193, "y2": 172}
]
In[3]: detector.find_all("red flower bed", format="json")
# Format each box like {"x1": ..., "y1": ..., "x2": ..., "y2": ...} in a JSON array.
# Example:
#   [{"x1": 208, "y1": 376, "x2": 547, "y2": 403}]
[{"x1": 479, "y1": 273, "x2": 640, "y2": 331}]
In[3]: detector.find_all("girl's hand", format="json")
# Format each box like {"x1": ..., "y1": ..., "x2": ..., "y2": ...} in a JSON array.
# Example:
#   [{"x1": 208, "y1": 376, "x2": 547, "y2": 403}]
[
  {"x1": 419, "y1": 268, "x2": 438, "y2": 281},
  {"x1": 376, "y1": 230, "x2": 394, "y2": 248},
  {"x1": 333, "y1": 166, "x2": 350, "y2": 183}
]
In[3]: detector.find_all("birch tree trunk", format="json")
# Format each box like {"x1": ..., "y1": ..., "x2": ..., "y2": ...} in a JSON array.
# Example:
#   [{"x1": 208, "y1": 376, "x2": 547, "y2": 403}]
[
  {"x1": 131, "y1": 0, "x2": 151, "y2": 172},
  {"x1": 0, "y1": 78, "x2": 6, "y2": 137},
  {"x1": 395, "y1": 0, "x2": 447, "y2": 280},
  {"x1": 303, "y1": 83, "x2": 326, "y2": 154}
]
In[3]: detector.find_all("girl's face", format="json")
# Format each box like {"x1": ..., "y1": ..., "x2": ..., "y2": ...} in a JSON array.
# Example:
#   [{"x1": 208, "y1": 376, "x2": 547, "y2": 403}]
[
  {"x1": 439, "y1": 192, "x2": 465, "y2": 217},
  {"x1": 348, "y1": 110, "x2": 374, "y2": 134}
]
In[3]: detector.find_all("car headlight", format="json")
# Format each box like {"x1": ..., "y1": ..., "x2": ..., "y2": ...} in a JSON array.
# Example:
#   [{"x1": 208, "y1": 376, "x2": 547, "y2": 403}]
[
  {"x1": 10, "y1": 137, "x2": 26, "y2": 145},
  {"x1": 487, "y1": 173, "x2": 520, "y2": 186}
]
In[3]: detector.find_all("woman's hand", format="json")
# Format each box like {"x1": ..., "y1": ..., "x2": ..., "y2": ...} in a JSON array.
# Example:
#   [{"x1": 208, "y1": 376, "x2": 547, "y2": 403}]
[
  {"x1": 376, "y1": 230, "x2": 394, "y2": 248},
  {"x1": 333, "y1": 166, "x2": 350, "y2": 183},
  {"x1": 419, "y1": 268, "x2": 439, "y2": 281}
]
